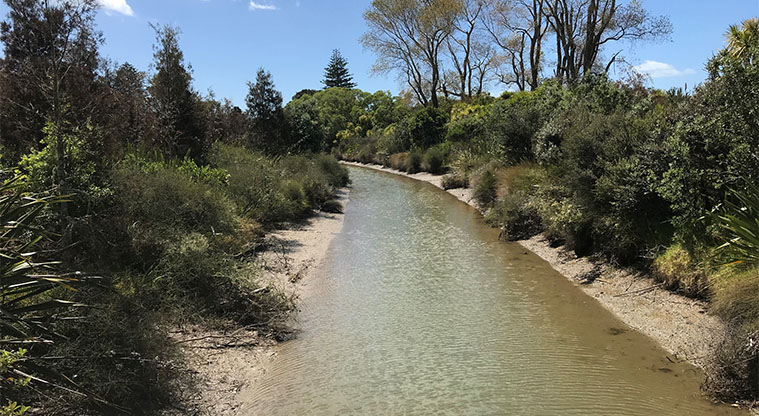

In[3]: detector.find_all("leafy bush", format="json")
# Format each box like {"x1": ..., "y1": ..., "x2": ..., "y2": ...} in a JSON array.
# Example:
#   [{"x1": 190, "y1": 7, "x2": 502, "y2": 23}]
[
  {"x1": 473, "y1": 170, "x2": 497, "y2": 208},
  {"x1": 406, "y1": 150, "x2": 423, "y2": 173},
  {"x1": 393, "y1": 106, "x2": 448, "y2": 150},
  {"x1": 484, "y1": 92, "x2": 544, "y2": 164},
  {"x1": 422, "y1": 147, "x2": 445, "y2": 174},
  {"x1": 485, "y1": 165, "x2": 545, "y2": 240},
  {"x1": 441, "y1": 173, "x2": 469, "y2": 190},
  {"x1": 652, "y1": 244, "x2": 708, "y2": 297}
]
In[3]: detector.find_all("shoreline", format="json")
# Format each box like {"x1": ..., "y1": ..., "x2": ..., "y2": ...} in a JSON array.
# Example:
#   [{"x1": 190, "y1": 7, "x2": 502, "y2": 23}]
[
  {"x1": 169, "y1": 188, "x2": 350, "y2": 415},
  {"x1": 341, "y1": 161, "x2": 724, "y2": 370}
]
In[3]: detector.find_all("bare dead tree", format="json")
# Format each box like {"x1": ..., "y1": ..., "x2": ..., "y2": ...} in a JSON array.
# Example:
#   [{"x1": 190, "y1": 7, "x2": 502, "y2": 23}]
[
  {"x1": 485, "y1": 0, "x2": 549, "y2": 91},
  {"x1": 544, "y1": 0, "x2": 672, "y2": 85},
  {"x1": 445, "y1": 0, "x2": 496, "y2": 100},
  {"x1": 363, "y1": 0, "x2": 461, "y2": 107}
]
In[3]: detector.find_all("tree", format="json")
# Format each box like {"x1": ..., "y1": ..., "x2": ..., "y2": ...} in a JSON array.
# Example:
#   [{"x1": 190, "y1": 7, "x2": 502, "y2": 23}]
[
  {"x1": 484, "y1": 0, "x2": 548, "y2": 91},
  {"x1": 0, "y1": 0, "x2": 102, "y2": 220},
  {"x1": 148, "y1": 24, "x2": 205, "y2": 160},
  {"x1": 285, "y1": 94, "x2": 325, "y2": 152},
  {"x1": 444, "y1": 0, "x2": 496, "y2": 99},
  {"x1": 725, "y1": 18, "x2": 759, "y2": 63},
  {"x1": 101, "y1": 62, "x2": 155, "y2": 154},
  {"x1": 292, "y1": 88, "x2": 319, "y2": 101},
  {"x1": 323, "y1": 49, "x2": 356, "y2": 89},
  {"x1": 246, "y1": 68, "x2": 288, "y2": 153},
  {"x1": 544, "y1": 0, "x2": 672, "y2": 85},
  {"x1": 363, "y1": 0, "x2": 461, "y2": 107}
]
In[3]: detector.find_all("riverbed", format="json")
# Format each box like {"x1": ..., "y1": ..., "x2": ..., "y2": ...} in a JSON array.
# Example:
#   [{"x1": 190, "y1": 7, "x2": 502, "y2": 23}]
[{"x1": 240, "y1": 166, "x2": 741, "y2": 415}]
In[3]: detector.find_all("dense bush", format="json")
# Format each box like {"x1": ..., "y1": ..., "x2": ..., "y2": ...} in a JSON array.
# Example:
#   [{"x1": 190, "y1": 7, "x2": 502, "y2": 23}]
[
  {"x1": 209, "y1": 144, "x2": 348, "y2": 224},
  {"x1": 473, "y1": 170, "x2": 497, "y2": 208},
  {"x1": 393, "y1": 106, "x2": 449, "y2": 150},
  {"x1": 485, "y1": 165, "x2": 545, "y2": 241},
  {"x1": 652, "y1": 244, "x2": 708, "y2": 297},
  {"x1": 441, "y1": 173, "x2": 468, "y2": 190},
  {"x1": 483, "y1": 92, "x2": 544, "y2": 164},
  {"x1": 422, "y1": 147, "x2": 445, "y2": 174}
]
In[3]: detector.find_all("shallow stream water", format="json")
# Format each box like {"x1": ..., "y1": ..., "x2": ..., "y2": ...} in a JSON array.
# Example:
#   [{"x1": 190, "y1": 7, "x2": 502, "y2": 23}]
[{"x1": 242, "y1": 166, "x2": 742, "y2": 415}]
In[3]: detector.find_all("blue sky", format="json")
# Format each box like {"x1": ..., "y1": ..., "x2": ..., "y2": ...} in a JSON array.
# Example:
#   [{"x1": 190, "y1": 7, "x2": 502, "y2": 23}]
[{"x1": 2, "y1": 1, "x2": 758, "y2": 106}]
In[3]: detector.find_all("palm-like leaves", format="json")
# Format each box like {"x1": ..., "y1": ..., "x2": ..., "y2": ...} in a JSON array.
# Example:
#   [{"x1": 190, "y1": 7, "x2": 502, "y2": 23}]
[
  {"x1": 725, "y1": 18, "x2": 759, "y2": 62},
  {"x1": 0, "y1": 174, "x2": 83, "y2": 346},
  {"x1": 716, "y1": 181, "x2": 759, "y2": 268}
]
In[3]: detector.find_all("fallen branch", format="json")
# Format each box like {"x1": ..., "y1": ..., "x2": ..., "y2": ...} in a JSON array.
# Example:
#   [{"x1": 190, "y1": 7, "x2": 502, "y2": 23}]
[{"x1": 614, "y1": 283, "x2": 664, "y2": 297}]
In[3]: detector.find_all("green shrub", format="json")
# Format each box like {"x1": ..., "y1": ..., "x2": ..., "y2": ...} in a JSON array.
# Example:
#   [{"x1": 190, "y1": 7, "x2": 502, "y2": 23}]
[
  {"x1": 315, "y1": 154, "x2": 350, "y2": 187},
  {"x1": 485, "y1": 164, "x2": 545, "y2": 240},
  {"x1": 486, "y1": 194, "x2": 541, "y2": 241},
  {"x1": 445, "y1": 111, "x2": 486, "y2": 143},
  {"x1": 441, "y1": 173, "x2": 469, "y2": 190},
  {"x1": 474, "y1": 170, "x2": 497, "y2": 208},
  {"x1": 484, "y1": 92, "x2": 544, "y2": 164},
  {"x1": 208, "y1": 145, "x2": 346, "y2": 224},
  {"x1": 422, "y1": 147, "x2": 445, "y2": 174},
  {"x1": 652, "y1": 244, "x2": 708, "y2": 297},
  {"x1": 532, "y1": 116, "x2": 566, "y2": 165},
  {"x1": 714, "y1": 182, "x2": 759, "y2": 269},
  {"x1": 393, "y1": 106, "x2": 448, "y2": 150},
  {"x1": 405, "y1": 150, "x2": 423, "y2": 173},
  {"x1": 706, "y1": 268, "x2": 759, "y2": 401}
]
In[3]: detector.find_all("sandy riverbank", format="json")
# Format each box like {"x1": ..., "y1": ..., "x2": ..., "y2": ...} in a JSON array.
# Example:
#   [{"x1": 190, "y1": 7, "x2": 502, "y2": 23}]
[
  {"x1": 342, "y1": 161, "x2": 724, "y2": 370},
  {"x1": 167, "y1": 189, "x2": 350, "y2": 415}
]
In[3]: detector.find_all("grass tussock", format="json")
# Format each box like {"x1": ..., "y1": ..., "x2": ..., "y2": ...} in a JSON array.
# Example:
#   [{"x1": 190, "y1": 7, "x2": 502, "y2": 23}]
[
  {"x1": 441, "y1": 173, "x2": 469, "y2": 190},
  {"x1": 651, "y1": 244, "x2": 709, "y2": 297}
]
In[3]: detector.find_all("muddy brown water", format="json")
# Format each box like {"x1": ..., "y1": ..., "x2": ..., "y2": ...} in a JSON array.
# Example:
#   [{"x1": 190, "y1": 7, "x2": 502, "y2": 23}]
[{"x1": 242, "y1": 166, "x2": 743, "y2": 415}]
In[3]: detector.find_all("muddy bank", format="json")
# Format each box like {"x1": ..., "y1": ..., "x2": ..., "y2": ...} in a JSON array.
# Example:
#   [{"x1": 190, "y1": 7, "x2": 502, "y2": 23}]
[
  {"x1": 168, "y1": 189, "x2": 350, "y2": 415},
  {"x1": 342, "y1": 161, "x2": 723, "y2": 369}
]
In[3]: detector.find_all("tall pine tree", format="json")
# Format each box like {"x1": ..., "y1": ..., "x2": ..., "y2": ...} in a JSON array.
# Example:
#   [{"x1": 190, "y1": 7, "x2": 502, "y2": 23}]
[
  {"x1": 246, "y1": 68, "x2": 289, "y2": 153},
  {"x1": 322, "y1": 49, "x2": 356, "y2": 89}
]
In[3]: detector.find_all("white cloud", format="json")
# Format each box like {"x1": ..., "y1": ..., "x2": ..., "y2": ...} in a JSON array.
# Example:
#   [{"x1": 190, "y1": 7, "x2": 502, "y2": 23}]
[
  {"x1": 249, "y1": 1, "x2": 277, "y2": 10},
  {"x1": 98, "y1": 0, "x2": 134, "y2": 16},
  {"x1": 633, "y1": 60, "x2": 696, "y2": 78}
]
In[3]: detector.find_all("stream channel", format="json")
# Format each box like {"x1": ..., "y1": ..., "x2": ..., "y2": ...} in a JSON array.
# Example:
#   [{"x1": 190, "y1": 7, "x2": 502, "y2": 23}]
[{"x1": 242, "y1": 166, "x2": 742, "y2": 415}]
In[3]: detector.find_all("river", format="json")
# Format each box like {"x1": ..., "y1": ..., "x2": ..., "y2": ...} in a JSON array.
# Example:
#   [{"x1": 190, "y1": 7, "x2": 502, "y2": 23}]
[{"x1": 242, "y1": 166, "x2": 741, "y2": 415}]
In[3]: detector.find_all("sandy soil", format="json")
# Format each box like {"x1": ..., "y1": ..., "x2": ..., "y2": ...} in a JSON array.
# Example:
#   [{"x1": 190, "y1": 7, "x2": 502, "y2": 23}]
[
  {"x1": 166, "y1": 189, "x2": 349, "y2": 415},
  {"x1": 343, "y1": 161, "x2": 725, "y2": 369}
]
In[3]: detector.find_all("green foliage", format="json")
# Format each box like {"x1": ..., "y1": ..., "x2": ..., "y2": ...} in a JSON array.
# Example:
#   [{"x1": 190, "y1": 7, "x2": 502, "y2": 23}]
[
  {"x1": 652, "y1": 244, "x2": 708, "y2": 297},
  {"x1": 285, "y1": 94, "x2": 326, "y2": 152},
  {"x1": 422, "y1": 147, "x2": 445, "y2": 174},
  {"x1": 322, "y1": 49, "x2": 356, "y2": 89},
  {"x1": 715, "y1": 183, "x2": 759, "y2": 269},
  {"x1": 484, "y1": 92, "x2": 543, "y2": 164},
  {"x1": 441, "y1": 173, "x2": 468, "y2": 190},
  {"x1": 407, "y1": 150, "x2": 423, "y2": 174},
  {"x1": 209, "y1": 144, "x2": 348, "y2": 224},
  {"x1": 246, "y1": 68, "x2": 289, "y2": 154},
  {"x1": 149, "y1": 24, "x2": 205, "y2": 160},
  {"x1": 0, "y1": 401, "x2": 30, "y2": 416},
  {"x1": 17, "y1": 123, "x2": 112, "y2": 211},
  {"x1": 484, "y1": 165, "x2": 545, "y2": 241},
  {"x1": 473, "y1": 170, "x2": 497, "y2": 208},
  {"x1": 0, "y1": 174, "x2": 82, "y2": 345},
  {"x1": 393, "y1": 106, "x2": 448, "y2": 150}
]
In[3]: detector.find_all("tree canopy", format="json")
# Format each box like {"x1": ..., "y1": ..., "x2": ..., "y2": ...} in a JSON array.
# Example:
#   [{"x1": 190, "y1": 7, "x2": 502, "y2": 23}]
[{"x1": 323, "y1": 49, "x2": 356, "y2": 89}]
